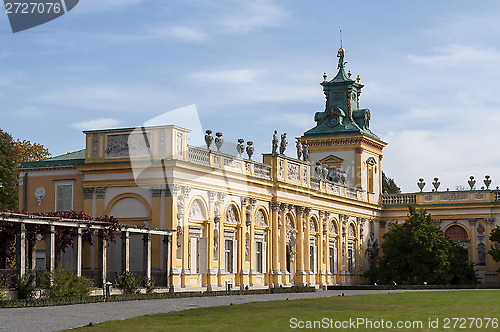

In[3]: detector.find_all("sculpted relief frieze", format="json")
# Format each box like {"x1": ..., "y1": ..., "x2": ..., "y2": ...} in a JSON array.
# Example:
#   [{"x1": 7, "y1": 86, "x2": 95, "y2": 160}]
[
  {"x1": 225, "y1": 205, "x2": 239, "y2": 224},
  {"x1": 255, "y1": 209, "x2": 267, "y2": 227},
  {"x1": 189, "y1": 199, "x2": 206, "y2": 221},
  {"x1": 105, "y1": 133, "x2": 151, "y2": 159}
]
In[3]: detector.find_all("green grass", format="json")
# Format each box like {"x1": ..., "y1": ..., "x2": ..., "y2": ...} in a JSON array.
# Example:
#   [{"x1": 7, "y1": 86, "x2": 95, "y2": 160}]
[{"x1": 73, "y1": 290, "x2": 500, "y2": 331}]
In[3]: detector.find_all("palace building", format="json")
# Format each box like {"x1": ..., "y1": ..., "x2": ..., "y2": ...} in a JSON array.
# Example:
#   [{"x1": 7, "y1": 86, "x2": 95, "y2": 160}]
[{"x1": 15, "y1": 48, "x2": 500, "y2": 289}]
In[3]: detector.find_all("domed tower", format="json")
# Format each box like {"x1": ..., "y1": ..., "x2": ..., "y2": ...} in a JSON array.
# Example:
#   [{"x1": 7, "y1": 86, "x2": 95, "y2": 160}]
[{"x1": 301, "y1": 48, "x2": 386, "y2": 202}]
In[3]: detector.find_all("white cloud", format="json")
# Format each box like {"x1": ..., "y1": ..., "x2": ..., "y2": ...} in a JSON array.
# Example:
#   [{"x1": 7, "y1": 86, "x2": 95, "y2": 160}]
[
  {"x1": 71, "y1": 118, "x2": 120, "y2": 130},
  {"x1": 383, "y1": 126, "x2": 500, "y2": 193},
  {"x1": 407, "y1": 44, "x2": 500, "y2": 67},
  {"x1": 99, "y1": 24, "x2": 207, "y2": 44},
  {"x1": 39, "y1": 84, "x2": 178, "y2": 112},
  {"x1": 74, "y1": 0, "x2": 144, "y2": 13},
  {"x1": 189, "y1": 69, "x2": 262, "y2": 84},
  {"x1": 217, "y1": 0, "x2": 287, "y2": 33},
  {"x1": 145, "y1": 24, "x2": 207, "y2": 42}
]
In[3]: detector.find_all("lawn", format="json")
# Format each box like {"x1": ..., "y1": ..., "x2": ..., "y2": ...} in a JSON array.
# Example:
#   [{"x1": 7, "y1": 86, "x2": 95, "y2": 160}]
[{"x1": 73, "y1": 290, "x2": 500, "y2": 331}]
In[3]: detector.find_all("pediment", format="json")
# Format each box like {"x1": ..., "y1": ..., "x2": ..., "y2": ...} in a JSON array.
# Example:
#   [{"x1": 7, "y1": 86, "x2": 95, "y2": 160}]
[
  {"x1": 320, "y1": 155, "x2": 343, "y2": 168},
  {"x1": 366, "y1": 157, "x2": 376, "y2": 165}
]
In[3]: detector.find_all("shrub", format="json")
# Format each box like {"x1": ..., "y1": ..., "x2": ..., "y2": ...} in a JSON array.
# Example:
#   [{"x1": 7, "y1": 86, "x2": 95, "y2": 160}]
[
  {"x1": 143, "y1": 277, "x2": 154, "y2": 294},
  {"x1": 116, "y1": 271, "x2": 139, "y2": 294},
  {"x1": 11, "y1": 273, "x2": 36, "y2": 299},
  {"x1": 42, "y1": 267, "x2": 93, "y2": 298}
]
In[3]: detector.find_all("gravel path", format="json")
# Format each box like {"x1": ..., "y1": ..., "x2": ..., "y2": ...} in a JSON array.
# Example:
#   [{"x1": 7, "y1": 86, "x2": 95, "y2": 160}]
[{"x1": 0, "y1": 289, "x2": 473, "y2": 331}]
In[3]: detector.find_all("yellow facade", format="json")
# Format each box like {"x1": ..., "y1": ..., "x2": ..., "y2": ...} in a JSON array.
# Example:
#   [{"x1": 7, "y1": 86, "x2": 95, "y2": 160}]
[{"x1": 16, "y1": 49, "x2": 500, "y2": 287}]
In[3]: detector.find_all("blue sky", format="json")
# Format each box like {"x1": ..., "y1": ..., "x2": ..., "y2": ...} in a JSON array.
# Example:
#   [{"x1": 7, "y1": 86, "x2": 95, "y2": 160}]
[{"x1": 1, "y1": 0, "x2": 500, "y2": 192}]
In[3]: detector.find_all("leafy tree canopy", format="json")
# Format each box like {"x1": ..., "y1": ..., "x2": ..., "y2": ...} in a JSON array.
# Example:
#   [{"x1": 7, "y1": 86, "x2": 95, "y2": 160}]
[
  {"x1": 382, "y1": 172, "x2": 400, "y2": 194},
  {"x1": 488, "y1": 226, "x2": 500, "y2": 268},
  {"x1": 0, "y1": 130, "x2": 51, "y2": 210},
  {"x1": 0, "y1": 130, "x2": 19, "y2": 210},
  {"x1": 365, "y1": 206, "x2": 476, "y2": 285},
  {"x1": 15, "y1": 139, "x2": 51, "y2": 164}
]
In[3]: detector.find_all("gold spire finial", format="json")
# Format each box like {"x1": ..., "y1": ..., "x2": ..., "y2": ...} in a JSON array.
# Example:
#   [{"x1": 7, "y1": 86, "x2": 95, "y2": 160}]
[
  {"x1": 323, "y1": 72, "x2": 327, "y2": 82},
  {"x1": 348, "y1": 70, "x2": 352, "y2": 79},
  {"x1": 356, "y1": 75, "x2": 361, "y2": 84}
]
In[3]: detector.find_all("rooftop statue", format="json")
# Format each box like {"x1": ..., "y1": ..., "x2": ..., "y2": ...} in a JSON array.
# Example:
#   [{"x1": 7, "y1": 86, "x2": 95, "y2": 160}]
[
  {"x1": 272, "y1": 130, "x2": 279, "y2": 154},
  {"x1": 296, "y1": 139, "x2": 302, "y2": 160},
  {"x1": 279, "y1": 133, "x2": 287, "y2": 154}
]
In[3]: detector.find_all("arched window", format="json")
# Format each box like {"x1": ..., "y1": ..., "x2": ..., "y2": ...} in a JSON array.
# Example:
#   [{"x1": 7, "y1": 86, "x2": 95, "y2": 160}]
[{"x1": 445, "y1": 225, "x2": 468, "y2": 241}]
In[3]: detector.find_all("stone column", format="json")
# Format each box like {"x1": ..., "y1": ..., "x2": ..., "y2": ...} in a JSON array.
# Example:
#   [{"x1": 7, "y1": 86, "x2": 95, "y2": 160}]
[
  {"x1": 165, "y1": 184, "x2": 180, "y2": 289},
  {"x1": 468, "y1": 218, "x2": 477, "y2": 263},
  {"x1": 151, "y1": 187, "x2": 162, "y2": 271},
  {"x1": 295, "y1": 206, "x2": 305, "y2": 285},
  {"x1": 121, "y1": 230, "x2": 130, "y2": 272},
  {"x1": 74, "y1": 228, "x2": 83, "y2": 277},
  {"x1": 98, "y1": 230, "x2": 108, "y2": 288},
  {"x1": 15, "y1": 222, "x2": 26, "y2": 276},
  {"x1": 46, "y1": 225, "x2": 56, "y2": 273},
  {"x1": 95, "y1": 187, "x2": 106, "y2": 270},
  {"x1": 206, "y1": 191, "x2": 217, "y2": 290},
  {"x1": 320, "y1": 212, "x2": 330, "y2": 288},
  {"x1": 341, "y1": 215, "x2": 348, "y2": 284},
  {"x1": 238, "y1": 197, "x2": 248, "y2": 287},
  {"x1": 270, "y1": 201, "x2": 280, "y2": 286},
  {"x1": 143, "y1": 233, "x2": 152, "y2": 279},
  {"x1": 248, "y1": 198, "x2": 256, "y2": 286},
  {"x1": 217, "y1": 192, "x2": 226, "y2": 287},
  {"x1": 163, "y1": 234, "x2": 172, "y2": 288},
  {"x1": 317, "y1": 211, "x2": 324, "y2": 286},
  {"x1": 82, "y1": 187, "x2": 94, "y2": 270},
  {"x1": 303, "y1": 209, "x2": 311, "y2": 283},
  {"x1": 359, "y1": 218, "x2": 366, "y2": 274},
  {"x1": 27, "y1": 232, "x2": 36, "y2": 272},
  {"x1": 180, "y1": 186, "x2": 191, "y2": 287},
  {"x1": 279, "y1": 203, "x2": 288, "y2": 285}
]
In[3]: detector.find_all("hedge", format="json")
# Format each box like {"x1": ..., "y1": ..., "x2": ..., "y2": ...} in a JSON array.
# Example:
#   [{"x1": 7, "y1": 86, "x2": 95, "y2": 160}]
[{"x1": 0, "y1": 286, "x2": 315, "y2": 309}]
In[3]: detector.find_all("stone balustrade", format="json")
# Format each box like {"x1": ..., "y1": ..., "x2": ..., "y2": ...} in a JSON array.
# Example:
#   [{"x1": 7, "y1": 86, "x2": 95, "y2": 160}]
[
  {"x1": 381, "y1": 194, "x2": 417, "y2": 205},
  {"x1": 187, "y1": 146, "x2": 363, "y2": 201}
]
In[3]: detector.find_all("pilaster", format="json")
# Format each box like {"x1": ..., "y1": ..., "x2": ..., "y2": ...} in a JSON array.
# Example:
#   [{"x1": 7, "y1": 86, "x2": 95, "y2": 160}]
[
  {"x1": 295, "y1": 206, "x2": 305, "y2": 285},
  {"x1": 354, "y1": 148, "x2": 363, "y2": 189},
  {"x1": 180, "y1": 186, "x2": 191, "y2": 287},
  {"x1": 151, "y1": 186, "x2": 162, "y2": 269},
  {"x1": 303, "y1": 208, "x2": 311, "y2": 282},
  {"x1": 468, "y1": 218, "x2": 477, "y2": 263},
  {"x1": 15, "y1": 223, "x2": 26, "y2": 276},
  {"x1": 279, "y1": 203, "x2": 288, "y2": 285},
  {"x1": 270, "y1": 201, "x2": 280, "y2": 286}
]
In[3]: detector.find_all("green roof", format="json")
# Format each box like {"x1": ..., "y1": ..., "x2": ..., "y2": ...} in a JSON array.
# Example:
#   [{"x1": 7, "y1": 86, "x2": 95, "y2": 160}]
[{"x1": 19, "y1": 149, "x2": 85, "y2": 168}]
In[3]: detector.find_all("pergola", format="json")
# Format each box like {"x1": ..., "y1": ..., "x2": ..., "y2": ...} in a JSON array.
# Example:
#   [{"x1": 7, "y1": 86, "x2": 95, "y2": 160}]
[{"x1": 0, "y1": 212, "x2": 175, "y2": 288}]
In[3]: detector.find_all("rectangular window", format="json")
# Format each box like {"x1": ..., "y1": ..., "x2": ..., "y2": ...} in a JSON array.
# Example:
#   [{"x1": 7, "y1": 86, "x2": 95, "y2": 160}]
[
  {"x1": 310, "y1": 243, "x2": 317, "y2": 273},
  {"x1": 347, "y1": 242, "x2": 355, "y2": 274},
  {"x1": 256, "y1": 241, "x2": 263, "y2": 273},
  {"x1": 225, "y1": 239, "x2": 233, "y2": 273},
  {"x1": 55, "y1": 182, "x2": 73, "y2": 212},
  {"x1": 329, "y1": 243, "x2": 336, "y2": 274},
  {"x1": 189, "y1": 237, "x2": 198, "y2": 273}
]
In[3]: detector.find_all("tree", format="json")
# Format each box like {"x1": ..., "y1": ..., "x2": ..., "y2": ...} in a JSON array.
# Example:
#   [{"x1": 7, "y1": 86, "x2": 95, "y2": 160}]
[
  {"x1": 488, "y1": 226, "x2": 500, "y2": 269},
  {"x1": 382, "y1": 172, "x2": 400, "y2": 194},
  {"x1": 0, "y1": 130, "x2": 19, "y2": 210},
  {"x1": 365, "y1": 206, "x2": 476, "y2": 285},
  {"x1": 14, "y1": 139, "x2": 51, "y2": 164},
  {"x1": 0, "y1": 131, "x2": 51, "y2": 211}
]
